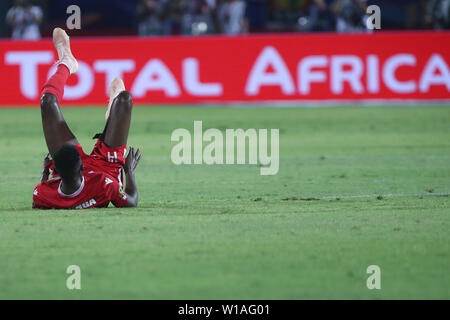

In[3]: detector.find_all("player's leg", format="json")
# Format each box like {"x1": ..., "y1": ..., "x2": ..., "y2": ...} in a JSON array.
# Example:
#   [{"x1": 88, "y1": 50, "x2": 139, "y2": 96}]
[
  {"x1": 102, "y1": 78, "x2": 133, "y2": 148},
  {"x1": 41, "y1": 90, "x2": 78, "y2": 156},
  {"x1": 41, "y1": 28, "x2": 79, "y2": 155}
]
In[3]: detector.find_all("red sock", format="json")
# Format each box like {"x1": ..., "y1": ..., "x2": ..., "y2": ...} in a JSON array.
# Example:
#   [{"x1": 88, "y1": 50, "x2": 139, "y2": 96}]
[{"x1": 41, "y1": 64, "x2": 70, "y2": 102}]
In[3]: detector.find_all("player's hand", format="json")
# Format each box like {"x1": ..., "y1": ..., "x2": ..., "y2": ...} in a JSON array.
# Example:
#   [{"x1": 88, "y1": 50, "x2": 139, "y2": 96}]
[
  {"x1": 124, "y1": 147, "x2": 141, "y2": 174},
  {"x1": 43, "y1": 153, "x2": 52, "y2": 170},
  {"x1": 41, "y1": 153, "x2": 52, "y2": 182}
]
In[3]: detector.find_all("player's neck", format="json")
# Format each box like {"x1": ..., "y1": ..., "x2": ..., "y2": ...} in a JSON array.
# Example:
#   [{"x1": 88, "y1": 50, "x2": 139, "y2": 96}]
[{"x1": 61, "y1": 175, "x2": 83, "y2": 195}]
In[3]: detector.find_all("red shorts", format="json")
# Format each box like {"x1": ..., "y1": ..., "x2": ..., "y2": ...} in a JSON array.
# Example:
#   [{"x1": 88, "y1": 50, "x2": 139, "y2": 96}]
[
  {"x1": 78, "y1": 140, "x2": 127, "y2": 186},
  {"x1": 47, "y1": 140, "x2": 127, "y2": 187}
]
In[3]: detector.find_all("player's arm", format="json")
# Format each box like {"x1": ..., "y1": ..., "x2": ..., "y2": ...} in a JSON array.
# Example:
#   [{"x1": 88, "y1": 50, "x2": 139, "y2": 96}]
[{"x1": 122, "y1": 147, "x2": 142, "y2": 207}]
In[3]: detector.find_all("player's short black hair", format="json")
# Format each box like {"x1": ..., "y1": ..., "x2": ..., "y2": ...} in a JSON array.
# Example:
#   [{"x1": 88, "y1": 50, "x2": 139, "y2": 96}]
[{"x1": 53, "y1": 145, "x2": 82, "y2": 180}]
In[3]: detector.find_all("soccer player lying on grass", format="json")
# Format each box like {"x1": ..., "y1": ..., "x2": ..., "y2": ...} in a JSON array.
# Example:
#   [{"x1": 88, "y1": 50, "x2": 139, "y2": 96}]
[{"x1": 32, "y1": 28, "x2": 141, "y2": 209}]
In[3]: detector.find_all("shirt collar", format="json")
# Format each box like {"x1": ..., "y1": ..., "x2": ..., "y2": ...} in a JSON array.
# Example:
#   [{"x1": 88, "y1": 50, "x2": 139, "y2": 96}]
[{"x1": 58, "y1": 176, "x2": 85, "y2": 198}]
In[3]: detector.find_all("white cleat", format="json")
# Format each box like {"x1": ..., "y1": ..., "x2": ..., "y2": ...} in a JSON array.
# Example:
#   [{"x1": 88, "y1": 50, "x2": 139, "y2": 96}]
[
  {"x1": 105, "y1": 77, "x2": 126, "y2": 120},
  {"x1": 53, "y1": 27, "x2": 78, "y2": 74}
]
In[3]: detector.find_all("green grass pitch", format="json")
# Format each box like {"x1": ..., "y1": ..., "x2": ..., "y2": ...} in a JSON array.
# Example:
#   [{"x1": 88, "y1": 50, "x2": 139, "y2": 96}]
[{"x1": 0, "y1": 105, "x2": 449, "y2": 299}]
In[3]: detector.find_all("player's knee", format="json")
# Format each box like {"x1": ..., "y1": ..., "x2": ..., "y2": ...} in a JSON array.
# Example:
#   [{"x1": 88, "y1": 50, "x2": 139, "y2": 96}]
[
  {"x1": 115, "y1": 90, "x2": 132, "y2": 108},
  {"x1": 40, "y1": 93, "x2": 58, "y2": 108}
]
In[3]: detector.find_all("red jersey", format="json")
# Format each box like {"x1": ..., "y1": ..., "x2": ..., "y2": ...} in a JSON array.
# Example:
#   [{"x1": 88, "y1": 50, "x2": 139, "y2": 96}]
[{"x1": 32, "y1": 140, "x2": 129, "y2": 209}]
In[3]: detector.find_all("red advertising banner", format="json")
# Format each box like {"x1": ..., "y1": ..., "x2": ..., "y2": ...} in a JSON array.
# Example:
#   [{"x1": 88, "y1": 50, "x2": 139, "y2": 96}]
[{"x1": 0, "y1": 31, "x2": 449, "y2": 107}]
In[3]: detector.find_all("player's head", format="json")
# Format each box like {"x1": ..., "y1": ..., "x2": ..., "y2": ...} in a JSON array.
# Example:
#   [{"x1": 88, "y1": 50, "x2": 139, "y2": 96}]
[{"x1": 53, "y1": 145, "x2": 83, "y2": 180}]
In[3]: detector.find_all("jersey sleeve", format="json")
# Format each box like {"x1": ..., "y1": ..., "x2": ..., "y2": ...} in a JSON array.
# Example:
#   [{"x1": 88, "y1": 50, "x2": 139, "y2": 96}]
[
  {"x1": 108, "y1": 180, "x2": 129, "y2": 208},
  {"x1": 32, "y1": 185, "x2": 49, "y2": 209}
]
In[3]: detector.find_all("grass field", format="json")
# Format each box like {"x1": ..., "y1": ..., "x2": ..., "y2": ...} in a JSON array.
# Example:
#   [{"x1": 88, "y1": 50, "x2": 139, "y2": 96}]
[{"x1": 0, "y1": 105, "x2": 449, "y2": 299}]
